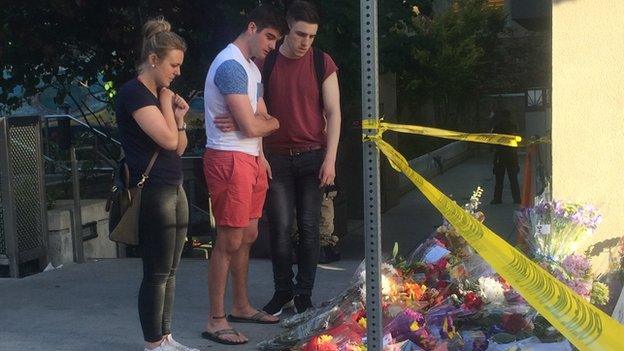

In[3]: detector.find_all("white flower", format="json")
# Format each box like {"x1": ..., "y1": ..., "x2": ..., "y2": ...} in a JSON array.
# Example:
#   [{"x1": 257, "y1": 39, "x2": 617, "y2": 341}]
[
  {"x1": 359, "y1": 263, "x2": 399, "y2": 299},
  {"x1": 478, "y1": 276, "x2": 505, "y2": 304},
  {"x1": 464, "y1": 186, "x2": 484, "y2": 212}
]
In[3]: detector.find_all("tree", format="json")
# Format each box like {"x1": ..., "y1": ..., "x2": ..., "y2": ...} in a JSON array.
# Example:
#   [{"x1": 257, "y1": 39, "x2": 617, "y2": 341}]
[
  {"x1": 1, "y1": 0, "x2": 516, "y2": 133},
  {"x1": 0, "y1": 0, "x2": 287, "y2": 111},
  {"x1": 489, "y1": 28, "x2": 551, "y2": 94},
  {"x1": 378, "y1": 0, "x2": 506, "y2": 130},
  {"x1": 1, "y1": 0, "x2": 293, "y2": 161}
]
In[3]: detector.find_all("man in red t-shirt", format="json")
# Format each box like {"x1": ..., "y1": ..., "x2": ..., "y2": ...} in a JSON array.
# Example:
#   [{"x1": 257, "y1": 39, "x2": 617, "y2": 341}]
[{"x1": 258, "y1": 0, "x2": 341, "y2": 315}]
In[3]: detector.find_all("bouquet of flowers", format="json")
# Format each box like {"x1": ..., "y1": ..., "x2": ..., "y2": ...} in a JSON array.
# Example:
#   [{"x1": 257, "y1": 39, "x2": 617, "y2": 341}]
[
  {"x1": 258, "y1": 187, "x2": 589, "y2": 351},
  {"x1": 516, "y1": 194, "x2": 602, "y2": 261},
  {"x1": 516, "y1": 192, "x2": 609, "y2": 306}
]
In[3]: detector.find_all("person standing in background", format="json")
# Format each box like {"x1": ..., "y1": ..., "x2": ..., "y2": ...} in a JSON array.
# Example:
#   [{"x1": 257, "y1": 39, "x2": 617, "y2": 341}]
[{"x1": 490, "y1": 110, "x2": 521, "y2": 205}]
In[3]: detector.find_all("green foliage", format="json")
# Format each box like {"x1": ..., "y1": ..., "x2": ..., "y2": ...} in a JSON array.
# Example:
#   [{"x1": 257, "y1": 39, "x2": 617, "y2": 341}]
[
  {"x1": 1, "y1": 1, "x2": 137, "y2": 108},
  {"x1": 382, "y1": 0, "x2": 506, "y2": 128},
  {"x1": 1, "y1": 0, "x2": 545, "y2": 133},
  {"x1": 590, "y1": 281, "x2": 610, "y2": 306},
  {"x1": 488, "y1": 29, "x2": 551, "y2": 93},
  {"x1": 0, "y1": 0, "x2": 285, "y2": 110},
  {"x1": 313, "y1": 0, "x2": 362, "y2": 115}
]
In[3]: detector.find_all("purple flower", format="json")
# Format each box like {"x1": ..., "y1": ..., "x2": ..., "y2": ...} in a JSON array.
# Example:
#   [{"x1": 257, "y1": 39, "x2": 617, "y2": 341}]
[
  {"x1": 562, "y1": 254, "x2": 592, "y2": 278},
  {"x1": 567, "y1": 278, "x2": 592, "y2": 298},
  {"x1": 553, "y1": 201, "x2": 566, "y2": 217},
  {"x1": 570, "y1": 213, "x2": 583, "y2": 225},
  {"x1": 384, "y1": 309, "x2": 428, "y2": 343}
]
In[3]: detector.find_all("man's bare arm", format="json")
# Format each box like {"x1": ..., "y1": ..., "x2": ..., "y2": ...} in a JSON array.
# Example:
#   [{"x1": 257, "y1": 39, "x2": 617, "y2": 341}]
[
  {"x1": 322, "y1": 72, "x2": 341, "y2": 163},
  {"x1": 224, "y1": 94, "x2": 279, "y2": 137},
  {"x1": 319, "y1": 72, "x2": 341, "y2": 187}
]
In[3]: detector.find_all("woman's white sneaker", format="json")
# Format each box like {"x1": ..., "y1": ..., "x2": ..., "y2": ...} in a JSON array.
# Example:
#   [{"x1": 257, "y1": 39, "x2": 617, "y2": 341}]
[
  {"x1": 163, "y1": 335, "x2": 199, "y2": 351},
  {"x1": 144, "y1": 345, "x2": 175, "y2": 351}
]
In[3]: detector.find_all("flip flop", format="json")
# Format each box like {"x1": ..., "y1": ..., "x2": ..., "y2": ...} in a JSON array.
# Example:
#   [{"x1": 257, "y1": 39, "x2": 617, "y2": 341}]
[
  {"x1": 226, "y1": 310, "x2": 280, "y2": 324},
  {"x1": 201, "y1": 329, "x2": 248, "y2": 345}
]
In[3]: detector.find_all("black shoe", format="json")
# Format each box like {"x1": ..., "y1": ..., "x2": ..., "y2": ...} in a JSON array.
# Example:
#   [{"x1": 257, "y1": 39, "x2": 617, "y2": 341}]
[
  {"x1": 262, "y1": 291, "x2": 294, "y2": 316},
  {"x1": 319, "y1": 246, "x2": 341, "y2": 264},
  {"x1": 294, "y1": 295, "x2": 313, "y2": 314},
  {"x1": 490, "y1": 199, "x2": 502, "y2": 204}
]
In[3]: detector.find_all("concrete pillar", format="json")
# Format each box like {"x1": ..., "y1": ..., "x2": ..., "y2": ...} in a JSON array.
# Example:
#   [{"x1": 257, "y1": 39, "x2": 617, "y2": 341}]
[
  {"x1": 47, "y1": 199, "x2": 118, "y2": 265},
  {"x1": 552, "y1": 0, "x2": 624, "y2": 286}
]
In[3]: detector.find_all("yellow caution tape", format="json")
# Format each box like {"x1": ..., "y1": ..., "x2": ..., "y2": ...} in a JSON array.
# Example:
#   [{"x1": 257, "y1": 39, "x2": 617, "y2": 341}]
[
  {"x1": 362, "y1": 119, "x2": 522, "y2": 147},
  {"x1": 366, "y1": 135, "x2": 624, "y2": 351},
  {"x1": 519, "y1": 136, "x2": 552, "y2": 147}
]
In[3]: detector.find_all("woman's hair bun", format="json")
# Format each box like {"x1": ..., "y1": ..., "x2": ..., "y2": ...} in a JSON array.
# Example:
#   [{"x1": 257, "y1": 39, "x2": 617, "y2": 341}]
[
  {"x1": 142, "y1": 17, "x2": 171, "y2": 40},
  {"x1": 138, "y1": 16, "x2": 186, "y2": 71}
]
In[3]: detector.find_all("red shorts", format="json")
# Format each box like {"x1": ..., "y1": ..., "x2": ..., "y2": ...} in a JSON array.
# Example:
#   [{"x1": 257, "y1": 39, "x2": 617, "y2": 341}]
[{"x1": 202, "y1": 149, "x2": 268, "y2": 228}]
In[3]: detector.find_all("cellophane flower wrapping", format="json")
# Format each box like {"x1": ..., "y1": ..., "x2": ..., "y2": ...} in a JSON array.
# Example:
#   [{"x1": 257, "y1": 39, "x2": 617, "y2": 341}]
[
  {"x1": 515, "y1": 191, "x2": 610, "y2": 307},
  {"x1": 258, "y1": 187, "x2": 596, "y2": 350}
]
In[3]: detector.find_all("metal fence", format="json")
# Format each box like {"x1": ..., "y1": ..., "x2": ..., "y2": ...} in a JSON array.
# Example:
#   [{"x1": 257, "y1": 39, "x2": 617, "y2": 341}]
[{"x1": 0, "y1": 116, "x2": 48, "y2": 277}]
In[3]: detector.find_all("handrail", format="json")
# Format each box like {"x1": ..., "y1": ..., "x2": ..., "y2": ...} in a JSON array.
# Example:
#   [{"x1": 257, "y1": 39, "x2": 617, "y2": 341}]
[
  {"x1": 43, "y1": 114, "x2": 121, "y2": 146},
  {"x1": 42, "y1": 113, "x2": 121, "y2": 173}
]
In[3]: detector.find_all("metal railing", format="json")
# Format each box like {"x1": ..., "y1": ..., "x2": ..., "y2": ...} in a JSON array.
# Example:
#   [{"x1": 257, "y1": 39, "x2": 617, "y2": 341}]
[
  {"x1": 42, "y1": 114, "x2": 121, "y2": 174},
  {"x1": 43, "y1": 114, "x2": 215, "y2": 248},
  {"x1": 0, "y1": 116, "x2": 48, "y2": 277}
]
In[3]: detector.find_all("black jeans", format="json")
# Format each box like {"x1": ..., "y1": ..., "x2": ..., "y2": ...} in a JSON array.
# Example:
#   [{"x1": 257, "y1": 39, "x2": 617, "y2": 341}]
[
  {"x1": 138, "y1": 184, "x2": 188, "y2": 342},
  {"x1": 266, "y1": 149, "x2": 324, "y2": 296},
  {"x1": 493, "y1": 167, "x2": 521, "y2": 203}
]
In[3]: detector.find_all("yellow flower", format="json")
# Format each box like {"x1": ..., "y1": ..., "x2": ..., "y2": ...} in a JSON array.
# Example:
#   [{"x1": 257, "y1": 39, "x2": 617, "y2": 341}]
[
  {"x1": 318, "y1": 335, "x2": 333, "y2": 344},
  {"x1": 346, "y1": 343, "x2": 367, "y2": 351},
  {"x1": 358, "y1": 317, "x2": 367, "y2": 329},
  {"x1": 410, "y1": 321, "x2": 420, "y2": 331}
]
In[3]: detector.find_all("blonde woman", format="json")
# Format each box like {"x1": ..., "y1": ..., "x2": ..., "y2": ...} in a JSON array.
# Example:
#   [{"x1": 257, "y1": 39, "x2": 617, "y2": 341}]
[{"x1": 114, "y1": 18, "x2": 197, "y2": 351}]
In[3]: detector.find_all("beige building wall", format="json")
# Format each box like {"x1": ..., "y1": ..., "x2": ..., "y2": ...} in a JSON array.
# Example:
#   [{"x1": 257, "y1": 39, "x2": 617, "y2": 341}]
[{"x1": 552, "y1": 0, "x2": 624, "y2": 276}]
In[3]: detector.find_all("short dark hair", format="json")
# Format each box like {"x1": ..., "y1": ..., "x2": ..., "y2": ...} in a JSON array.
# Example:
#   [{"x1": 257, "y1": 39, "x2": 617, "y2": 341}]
[
  {"x1": 245, "y1": 4, "x2": 287, "y2": 35},
  {"x1": 286, "y1": 1, "x2": 320, "y2": 26}
]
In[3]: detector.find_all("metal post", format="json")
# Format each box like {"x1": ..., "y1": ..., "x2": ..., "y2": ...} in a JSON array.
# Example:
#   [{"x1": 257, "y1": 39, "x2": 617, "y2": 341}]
[
  {"x1": 361, "y1": 1, "x2": 383, "y2": 350},
  {"x1": 44, "y1": 118, "x2": 51, "y2": 172},
  {"x1": 70, "y1": 145, "x2": 85, "y2": 263},
  {"x1": 36, "y1": 116, "x2": 50, "y2": 271},
  {"x1": 0, "y1": 117, "x2": 19, "y2": 277}
]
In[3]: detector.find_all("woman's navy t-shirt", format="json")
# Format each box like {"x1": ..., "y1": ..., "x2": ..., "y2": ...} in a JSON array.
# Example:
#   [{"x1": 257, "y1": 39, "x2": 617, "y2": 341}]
[{"x1": 115, "y1": 78, "x2": 183, "y2": 186}]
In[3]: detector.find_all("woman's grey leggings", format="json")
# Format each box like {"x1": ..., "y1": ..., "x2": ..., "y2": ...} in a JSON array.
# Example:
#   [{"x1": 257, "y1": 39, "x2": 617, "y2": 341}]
[{"x1": 137, "y1": 184, "x2": 188, "y2": 342}]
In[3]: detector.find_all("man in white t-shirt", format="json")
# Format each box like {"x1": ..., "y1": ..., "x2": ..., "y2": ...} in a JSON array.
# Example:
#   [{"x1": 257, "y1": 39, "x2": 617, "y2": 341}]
[{"x1": 201, "y1": 4, "x2": 284, "y2": 346}]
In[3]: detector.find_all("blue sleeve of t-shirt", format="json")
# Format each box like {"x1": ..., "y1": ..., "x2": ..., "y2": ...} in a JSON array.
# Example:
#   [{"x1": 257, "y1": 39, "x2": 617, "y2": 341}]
[{"x1": 214, "y1": 60, "x2": 248, "y2": 95}]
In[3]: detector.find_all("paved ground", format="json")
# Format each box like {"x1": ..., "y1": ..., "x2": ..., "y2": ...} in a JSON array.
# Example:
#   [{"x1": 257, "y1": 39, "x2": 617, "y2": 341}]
[
  {"x1": 342, "y1": 151, "x2": 523, "y2": 259},
  {"x1": 0, "y1": 153, "x2": 523, "y2": 350},
  {"x1": 0, "y1": 258, "x2": 361, "y2": 351}
]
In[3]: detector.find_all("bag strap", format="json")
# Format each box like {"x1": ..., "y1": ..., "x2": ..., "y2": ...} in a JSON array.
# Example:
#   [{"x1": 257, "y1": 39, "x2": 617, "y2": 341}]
[
  {"x1": 312, "y1": 46, "x2": 326, "y2": 110},
  {"x1": 261, "y1": 38, "x2": 283, "y2": 108},
  {"x1": 123, "y1": 162, "x2": 130, "y2": 189},
  {"x1": 137, "y1": 149, "x2": 160, "y2": 188}
]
